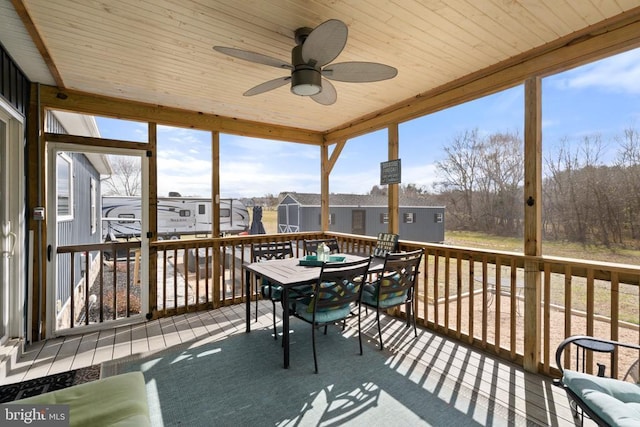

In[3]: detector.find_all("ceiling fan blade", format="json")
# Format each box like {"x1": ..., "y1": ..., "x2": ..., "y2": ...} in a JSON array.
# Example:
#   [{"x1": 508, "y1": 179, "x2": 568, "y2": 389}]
[
  {"x1": 244, "y1": 76, "x2": 291, "y2": 96},
  {"x1": 322, "y1": 62, "x2": 398, "y2": 82},
  {"x1": 302, "y1": 19, "x2": 348, "y2": 67},
  {"x1": 311, "y1": 79, "x2": 337, "y2": 105},
  {"x1": 213, "y1": 46, "x2": 292, "y2": 70}
]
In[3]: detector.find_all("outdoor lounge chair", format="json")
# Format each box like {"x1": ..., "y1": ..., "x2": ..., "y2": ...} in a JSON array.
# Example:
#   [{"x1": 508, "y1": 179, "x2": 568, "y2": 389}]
[
  {"x1": 555, "y1": 335, "x2": 640, "y2": 426},
  {"x1": 289, "y1": 257, "x2": 371, "y2": 373},
  {"x1": 361, "y1": 248, "x2": 423, "y2": 350}
]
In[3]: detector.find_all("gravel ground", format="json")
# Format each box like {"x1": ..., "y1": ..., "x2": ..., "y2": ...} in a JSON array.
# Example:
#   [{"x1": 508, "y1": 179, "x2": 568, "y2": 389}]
[{"x1": 84, "y1": 259, "x2": 142, "y2": 323}]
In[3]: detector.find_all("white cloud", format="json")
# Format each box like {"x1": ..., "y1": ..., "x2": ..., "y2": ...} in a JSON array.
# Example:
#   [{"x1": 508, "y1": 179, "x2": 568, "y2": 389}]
[
  {"x1": 402, "y1": 163, "x2": 439, "y2": 190},
  {"x1": 556, "y1": 48, "x2": 640, "y2": 94},
  {"x1": 330, "y1": 168, "x2": 380, "y2": 194}
]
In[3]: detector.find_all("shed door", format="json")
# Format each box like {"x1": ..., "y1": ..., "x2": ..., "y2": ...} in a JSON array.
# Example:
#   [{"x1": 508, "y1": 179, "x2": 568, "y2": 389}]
[{"x1": 352, "y1": 209, "x2": 366, "y2": 235}]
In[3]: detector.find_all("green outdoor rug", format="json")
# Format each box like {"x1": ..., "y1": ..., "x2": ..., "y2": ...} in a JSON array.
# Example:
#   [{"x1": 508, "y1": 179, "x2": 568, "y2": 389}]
[
  {"x1": 102, "y1": 321, "x2": 515, "y2": 426},
  {"x1": 0, "y1": 365, "x2": 101, "y2": 403}
]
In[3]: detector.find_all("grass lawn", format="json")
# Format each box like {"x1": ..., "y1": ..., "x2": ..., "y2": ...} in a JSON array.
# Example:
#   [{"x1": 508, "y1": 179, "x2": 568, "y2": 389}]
[
  {"x1": 260, "y1": 209, "x2": 278, "y2": 234},
  {"x1": 444, "y1": 230, "x2": 640, "y2": 265}
]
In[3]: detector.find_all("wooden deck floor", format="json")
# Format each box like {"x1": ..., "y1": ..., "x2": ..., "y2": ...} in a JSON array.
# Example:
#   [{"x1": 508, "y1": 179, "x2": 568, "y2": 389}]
[{"x1": 1, "y1": 302, "x2": 587, "y2": 426}]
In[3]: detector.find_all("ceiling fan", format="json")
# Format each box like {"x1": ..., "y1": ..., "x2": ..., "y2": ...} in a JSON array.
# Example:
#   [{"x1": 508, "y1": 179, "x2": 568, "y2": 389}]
[{"x1": 213, "y1": 19, "x2": 398, "y2": 105}]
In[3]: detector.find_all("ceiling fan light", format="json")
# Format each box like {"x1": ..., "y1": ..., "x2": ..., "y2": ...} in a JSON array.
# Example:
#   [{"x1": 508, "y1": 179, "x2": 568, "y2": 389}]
[
  {"x1": 292, "y1": 83, "x2": 321, "y2": 96},
  {"x1": 291, "y1": 68, "x2": 322, "y2": 96}
]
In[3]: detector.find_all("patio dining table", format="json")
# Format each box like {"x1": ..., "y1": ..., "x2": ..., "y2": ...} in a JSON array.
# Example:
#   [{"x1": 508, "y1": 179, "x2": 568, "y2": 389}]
[{"x1": 244, "y1": 253, "x2": 383, "y2": 368}]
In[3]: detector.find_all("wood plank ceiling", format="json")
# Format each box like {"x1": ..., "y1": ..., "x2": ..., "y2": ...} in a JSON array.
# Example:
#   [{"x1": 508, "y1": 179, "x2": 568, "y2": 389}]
[{"x1": 5, "y1": 0, "x2": 640, "y2": 137}]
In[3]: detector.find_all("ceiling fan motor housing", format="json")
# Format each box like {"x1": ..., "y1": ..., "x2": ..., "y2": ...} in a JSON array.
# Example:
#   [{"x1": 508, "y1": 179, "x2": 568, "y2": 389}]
[{"x1": 290, "y1": 44, "x2": 321, "y2": 96}]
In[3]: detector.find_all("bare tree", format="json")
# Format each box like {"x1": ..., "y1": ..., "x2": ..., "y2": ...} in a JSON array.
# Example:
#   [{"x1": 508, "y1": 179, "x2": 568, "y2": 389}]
[
  {"x1": 544, "y1": 138, "x2": 592, "y2": 244},
  {"x1": 401, "y1": 183, "x2": 428, "y2": 197},
  {"x1": 543, "y1": 134, "x2": 625, "y2": 247},
  {"x1": 435, "y1": 129, "x2": 523, "y2": 234},
  {"x1": 369, "y1": 185, "x2": 387, "y2": 196},
  {"x1": 616, "y1": 127, "x2": 640, "y2": 241},
  {"x1": 102, "y1": 155, "x2": 141, "y2": 196},
  {"x1": 435, "y1": 128, "x2": 483, "y2": 228},
  {"x1": 476, "y1": 131, "x2": 523, "y2": 235}
]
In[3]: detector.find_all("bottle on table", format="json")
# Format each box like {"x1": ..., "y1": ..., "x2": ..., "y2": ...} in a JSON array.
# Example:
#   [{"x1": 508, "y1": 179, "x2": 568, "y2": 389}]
[{"x1": 318, "y1": 242, "x2": 328, "y2": 262}]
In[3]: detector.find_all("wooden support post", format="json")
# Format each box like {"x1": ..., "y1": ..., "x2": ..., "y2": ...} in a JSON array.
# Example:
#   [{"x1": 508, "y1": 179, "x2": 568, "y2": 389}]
[
  {"x1": 212, "y1": 131, "x2": 221, "y2": 307},
  {"x1": 148, "y1": 123, "x2": 158, "y2": 318},
  {"x1": 523, "y1": 77, "x2": 542, "y2": 372},
  {"x1": 27, "y1": 83, "x2": 46, "y2": 340},
  {"x1": 321, "y1": 143, "x2": 329, "y2": 232},
  {"x1": 388, "y1": 123, "x2": 399, "y2": 235}
]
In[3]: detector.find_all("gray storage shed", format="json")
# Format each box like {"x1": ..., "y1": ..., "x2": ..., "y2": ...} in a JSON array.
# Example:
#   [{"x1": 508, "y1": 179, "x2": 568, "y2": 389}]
[{"x1": 277, "y1": 192, "x2": 445, "y2": 243}]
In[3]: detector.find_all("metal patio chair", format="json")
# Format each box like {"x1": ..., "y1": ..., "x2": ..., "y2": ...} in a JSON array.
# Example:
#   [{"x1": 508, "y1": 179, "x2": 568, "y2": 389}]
[
  {"x1": 289, "y1": 257, "x2": 372, "y2": 373},
  {"x1": 361, "y1": 248, "x2": 423, "y2": 350},
  {"x1": 251, "y1": 241, "x2": 295, "y2": 339},
  {"x1": 555, "y1": 335, "x2": 640, "y2": 426}
]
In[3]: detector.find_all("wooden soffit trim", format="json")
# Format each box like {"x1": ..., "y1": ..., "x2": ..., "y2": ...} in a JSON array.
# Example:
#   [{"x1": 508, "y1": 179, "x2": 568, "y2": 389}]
[{"x1": 11, "y1": 0, "x2": 65, "y2": 88}]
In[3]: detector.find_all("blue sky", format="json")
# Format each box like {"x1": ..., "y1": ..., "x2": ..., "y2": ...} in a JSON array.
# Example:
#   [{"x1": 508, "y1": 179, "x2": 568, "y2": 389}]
[{"x1": 97, "y1": 47, "x2": 640, "y2": 199}]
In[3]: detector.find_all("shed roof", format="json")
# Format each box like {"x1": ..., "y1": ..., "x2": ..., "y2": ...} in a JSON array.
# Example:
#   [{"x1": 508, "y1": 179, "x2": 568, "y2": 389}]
[{"x1": 280, "y1": 192, "x2": 441, "y2": 208}]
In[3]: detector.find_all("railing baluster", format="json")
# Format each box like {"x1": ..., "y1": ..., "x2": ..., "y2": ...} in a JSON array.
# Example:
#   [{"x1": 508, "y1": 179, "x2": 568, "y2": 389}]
[
  {"x1": 194, "y1": 243, "x2": 200, "y2": 306},
  {"x1": 510, "y1": 258, "x2": 517, "y2": 359},
  {"x1": 456, "y1": 256, "x2": 462, "y2": 339},
  {"x1": 70, "y1": 254, "x2": 75, "y2": 328},
  {"x1": 204, "y1": 246, "x2": 210, "y2": 304},
  {"x1": 481, "y1": 255, "x2": 488, "y2": 347},
  {"x1": 162, "y1": 247, "x2": 167, "y2": 313},
  {"x1": 99, "y1": 251, "x2": 104, "y2": 322},
  {"x1": 173, "y1": 247, "x2": 178, "y2": 311},
  {"x1": 421, "y1": 249, "x2": 428, "y2": 327},
  {"x1": 543, "y1": 264, "x2": 551, "y2": 374},
  {"x1": 586, "y1": 269, "x2": 595, "y2": 374},
  {"x1": 494, "y1": 257, "x2": 502, "y2": 354},
  {"x1": 468, "y1": 256, "x2": 474, "y2": 344},
  {"x1": 563, "y1": 264, "x2": 572, "y2": 371},
  {"x1": 433, "y1": 250, "x2": 440, "y2": 329},
  {"x1": 126, "y1": 248, "x2": 131, "y2": 318},
  {"x1": 84, "y1": 251, "x2": 90, "y2": 325}
]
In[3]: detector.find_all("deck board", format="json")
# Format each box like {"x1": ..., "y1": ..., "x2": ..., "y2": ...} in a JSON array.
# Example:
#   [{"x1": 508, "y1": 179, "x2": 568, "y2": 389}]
[
  {"x1": 0, "y1": 302, "x2": 587, "y2": 425},
  {"x1": 71, "y1": 332, "x2": 99, "y2": 370}
]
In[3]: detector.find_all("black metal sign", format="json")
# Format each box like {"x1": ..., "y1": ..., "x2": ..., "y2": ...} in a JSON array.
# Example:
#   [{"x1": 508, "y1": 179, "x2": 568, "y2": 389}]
[{"x1": 380, "y1": 159, "x2": 401, "y2": 185}]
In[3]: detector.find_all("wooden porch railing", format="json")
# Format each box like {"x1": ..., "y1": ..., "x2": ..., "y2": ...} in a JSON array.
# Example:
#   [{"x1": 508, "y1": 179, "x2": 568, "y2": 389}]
[
  {"x1": 56, "y1": 240, "x2": 142, "y2": 330},
  {"x1": 58, "y1": 232, "x2": 639, "y2": 377}
]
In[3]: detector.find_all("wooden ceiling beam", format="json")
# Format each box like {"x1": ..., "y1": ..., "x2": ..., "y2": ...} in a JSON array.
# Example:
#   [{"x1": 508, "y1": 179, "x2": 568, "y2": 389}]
[{"x1": 37, "y1": 85, "x2": 324, "y2": 145}]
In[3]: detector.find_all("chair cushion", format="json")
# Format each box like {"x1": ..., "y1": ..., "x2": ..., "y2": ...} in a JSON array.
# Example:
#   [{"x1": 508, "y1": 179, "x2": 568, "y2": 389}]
[
  {"x1": 13, "y1": 372, "x2": 150, "y2": 427},
  {"x1": 563, "y1": 370, "x2": 640, "y2": 427},
  {"x1": 289, "y1": 284, "x2": 313, "y2": 299},
  {"x1": 293, "y1": 299, "x2": 352, "y2": 323},
  {"x1": 261, "y1": 283, "x2": 282, "y2": 300},
  {"x1": 305, "y1": 280, "x2": 354, "y2": 313},
  {"x1": 262, "y1": 283, "x2": 312, "y2": 302},
  {"x1": 362, "y1": 274, "x2": 407, "y2": 306},
  {"x1": 361, "y1": 291, "x2": 406, "y2": 308},
  {"x1": 303, "y1": 281, "x2": 354, "y2": 319}
]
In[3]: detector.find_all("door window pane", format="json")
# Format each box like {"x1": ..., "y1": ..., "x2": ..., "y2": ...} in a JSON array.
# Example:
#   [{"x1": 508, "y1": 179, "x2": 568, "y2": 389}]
[{"x1": 57, "y1": 153, "x2": 73, "y2": 220}]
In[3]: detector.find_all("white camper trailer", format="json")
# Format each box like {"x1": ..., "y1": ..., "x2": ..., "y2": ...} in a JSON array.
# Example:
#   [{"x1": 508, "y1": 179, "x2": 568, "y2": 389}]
[{"x1": 102, "y1": 196, "x2": 250, "y2": 240}]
